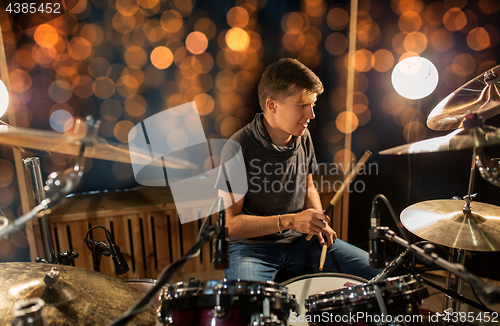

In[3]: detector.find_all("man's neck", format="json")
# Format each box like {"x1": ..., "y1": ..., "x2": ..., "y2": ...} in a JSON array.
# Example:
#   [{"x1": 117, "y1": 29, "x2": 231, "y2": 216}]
[{"x1": 262, "y1": 114, "x2": 292, "y2": 147}]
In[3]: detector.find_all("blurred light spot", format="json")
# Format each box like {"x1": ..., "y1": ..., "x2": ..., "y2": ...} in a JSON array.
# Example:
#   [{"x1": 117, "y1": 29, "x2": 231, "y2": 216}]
[
  {"x1": 282, "y1": 12, "x2": 308, "y2": 34},
  {"x1": 114, "y1": 120, "x2": 135, "y2": 143},
  {"x1": 194, "y1": 18, "x2": 217, "y2": 40},
  {"x1": 0, "y1": 159, "x2": 14, "y2": 187},
  {"x1": 116, "y1": 0, "x2": 139, "y2": 16},
  {"x1": 186, "y1": 31, "x2": 208, "y2": 54},
  {"x1": 100, "y1": 99, "x2": 123, "y2": 121},
  {"x1": 357, "y1": 19, "x2": 380, "y2": 47},
  {"x1": 429, "y1": 28, "x2": 455, "y2": 52},
  {"x1": 398, "y1": 11, "x2": 422, "y2": 33},
  {"x1": 467, "y1": 27, "x2": 490, "y2": 51},
  {"x1": 478, "y1": 0, "x2": 500, "y2": 14},
  {"x1": 216, "y1": 70, "x2": 235, "y2": 92},
  {"x1": 325, "y1": 33, "x2": 347, "y2": 56},
  {"x1": 72, "y1": 76, "x2": 94, "y2": 98},
  {"x1": 392, "y1": 57, "x2": 438, "y2": 100},
  {"x1": 425, "y1": 2, "x2": 446, "y2": 26},
  {"x1": 452, "y1": 53, "x2": 476, "y2": 77},
  {"x1": 333, "y1": 149, "x2": 355, "y2": 167},
  {"x1": 336, "y1": 111, "x2": 359, "y2": 134},
  {"x1": 49, "y1": 80, "x2": 73, "y2": 103},
  {"x1": 171, "y1": 0, "x2": 193, "y2": 17},
  {"x1": 404, "y1": 32, "x2": 428, "y2": 53},
  {"x1": 356, "y1": 108, "x2": 371, "y2": 126},
  {"x1": 138, "y1": 0, "x2": 159, "y2": 9},
  {"x1": 68, "y1": 37, "x2": 92, "y2": 61},
  {"x1": 69, "y1": 0, "x2": 87, "y2": 14},
  {"x1": 88, "y1": 57, "x2": 111, "y2": 78},
  {"x1": 161, "y1": 10, "x2": 184, "y2": 33},
  {"x1": 227, "y1": 6, "x2": 249, "y2": 28},
  {"x1": 50, "y1": 110, "x2": 74, "y2": 132},
  {"x1": 327, "y1": 7, "x2": 349, "y2": 31},
  {"x1": 194, "y1": 93, "x2": 214, "y2": 116},
  {"x1": 354, "y1": 49, "x2": 373, "y2": 72},
  {"x1": 442, "y1": 65, "x2": 467, "y2": 88},
  {"x1": 116, "y1": 74, "x2": 139, "y2": 98},
  {"x1": 443, "y1": 8, "x2": 467, "y2": 31},
  {"x1": 0, "y1": 80, "x2": 9, "y2": 118},
  {"x1": 151, "y1": 46, "x2": 173, "y2": 69},
  {"x1": 323, "y1": 120, "x2": 344, "y2": 143},
  {"x1": 444, "y1": 0, "x2": 466, "y2": 9},
  {"x1": 303, "y1": 0, "x2": 327, "y2": 17},
  {"x1": 371, "y1": 49, "x2": 394, "y2": 72},
  {"x1": 92, "y1": 77, "x2": 115, "y2": 99},
  {"x1": 403, "y1": 121, "x2": 427, "y2": 143},
  {"x1": 34, "y1": 24, "x2": 59, "y2": 48},
  {"x1": 392, "y1": 32, "x2": 407, "y2": 54},
  {"x1": 124, "y1": 95, "x2": 147, "y2": 117},
  {"x1": 80, "y1": 24, "x2": 104, "y2": 46},
  {"x1": 226, "y1": 28, "x2": 250, "y2": 51},
  {"x1": 233, "y1": 70, "x2": 255, "y2": 93},
  {"x1": 15, "y1": 46, "x2": 36, "y2": 69},
  {"x1": 220, "y1": 116, "x2": 242, "y2": 139},
  {"x1": 9, "y1": 69, "x2": 31, "y2": 93},
  {"x1": 124, "y1": 46, "x2": 148, "y2": 69}
]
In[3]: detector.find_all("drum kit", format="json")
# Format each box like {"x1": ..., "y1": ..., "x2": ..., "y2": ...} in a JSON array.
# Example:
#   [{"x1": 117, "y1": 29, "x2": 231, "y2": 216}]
[{"x1": 2, "y1": 66, "x2": 500, "y2": 325}]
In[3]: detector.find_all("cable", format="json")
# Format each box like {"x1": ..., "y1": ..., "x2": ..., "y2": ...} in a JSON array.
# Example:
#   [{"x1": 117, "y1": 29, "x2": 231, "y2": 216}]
[{"x1": 84, "y1": 225, "x2": 110, "y2": 251}]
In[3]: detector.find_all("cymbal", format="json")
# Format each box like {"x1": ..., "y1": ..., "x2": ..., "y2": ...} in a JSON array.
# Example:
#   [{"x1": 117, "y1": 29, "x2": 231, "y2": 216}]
[
  {"x1": 0, "y1": 121, "x2": 196, "y2": 169},
  {"x1": 427, "y1": 64, "x2": 500, "y2": 131},
  {"x1": 379, "y1": 125, "x2": 500, "y2": 155},
  {"x1": 400, "y1": 199, "x2": 500, "y2": 251},
  {"x1": 0, "y1": 262, "x2": 156, "y2": 325}
]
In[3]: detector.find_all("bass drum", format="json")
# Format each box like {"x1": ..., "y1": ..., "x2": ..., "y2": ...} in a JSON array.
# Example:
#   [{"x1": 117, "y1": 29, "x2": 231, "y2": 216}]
[{"x1": 281, "y1": 273, "x2": 367, "y2": 326}]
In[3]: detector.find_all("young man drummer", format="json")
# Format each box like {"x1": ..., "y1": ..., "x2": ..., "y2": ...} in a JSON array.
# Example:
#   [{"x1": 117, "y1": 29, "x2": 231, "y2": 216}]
[{"x1": 216, "y1": 58, "x2": 378, "y2": 282}]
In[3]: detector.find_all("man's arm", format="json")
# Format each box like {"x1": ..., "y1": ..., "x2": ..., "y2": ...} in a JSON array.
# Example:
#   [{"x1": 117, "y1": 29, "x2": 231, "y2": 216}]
[{"x1": 218, "y1": 188, "x2": 329, "y2": 239}]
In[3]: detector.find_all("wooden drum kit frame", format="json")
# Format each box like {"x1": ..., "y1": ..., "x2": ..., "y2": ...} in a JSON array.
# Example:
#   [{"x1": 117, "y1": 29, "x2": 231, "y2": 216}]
[{"x1": 1, "y1": 67, "x2": 500, "y2": 325}]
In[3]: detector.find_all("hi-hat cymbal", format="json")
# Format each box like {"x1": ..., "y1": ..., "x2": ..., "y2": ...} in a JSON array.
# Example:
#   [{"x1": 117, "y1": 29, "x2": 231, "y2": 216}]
[
  {"x1": 379, "y1": 125, "x2": 500, "y2": 155},
  {"x1": 400, "y1": 199, "x2": 500, "y2": 251},
  {"x1": 0, "y1": 122, "x2": 196, "y2": 169},
  {"x1": 427, "y1": 64, "x2": 500, "y2": 131},
  {"x1": 0, "y1": 262, "x2": 156, "y2": 325}
]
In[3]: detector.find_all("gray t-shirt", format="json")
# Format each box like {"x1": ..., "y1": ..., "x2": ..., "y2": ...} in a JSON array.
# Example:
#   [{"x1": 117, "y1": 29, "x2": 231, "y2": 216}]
[{"x1": 216, "y1": 112, "x2": 318, "y2": 245}]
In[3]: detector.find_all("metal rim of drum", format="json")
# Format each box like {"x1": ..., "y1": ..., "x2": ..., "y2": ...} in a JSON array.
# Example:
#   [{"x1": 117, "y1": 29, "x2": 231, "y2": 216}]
[{"x1": 305, "y1": 274, "x2": 429, "y2": 314}]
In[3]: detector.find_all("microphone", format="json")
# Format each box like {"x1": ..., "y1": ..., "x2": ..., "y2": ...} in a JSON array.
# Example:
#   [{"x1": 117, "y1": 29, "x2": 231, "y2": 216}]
[
  {"x1": 84, "y1": 238, "x2": 111, "y2": 256},
  {"x1": 213, "y1": 198, "x2": 230, "y2": 270},
  {"x1": 369, "y1": 197, "x2": 386, "y2": 269},
  {"x1": 369, "y1": 248, "x2": 412, "y2": 283},
  {"x1": 105, "y1": 231, "x2": 129, "y2": 275}
]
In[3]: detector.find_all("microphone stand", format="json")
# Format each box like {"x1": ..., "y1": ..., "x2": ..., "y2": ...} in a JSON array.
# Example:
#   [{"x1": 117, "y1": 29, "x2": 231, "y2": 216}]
[{"x1": 372, "y1": 226, "x2": 500, "y2": 306}]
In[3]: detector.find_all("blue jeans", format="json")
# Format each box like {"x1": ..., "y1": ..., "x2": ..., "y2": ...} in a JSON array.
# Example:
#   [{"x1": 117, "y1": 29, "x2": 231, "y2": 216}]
[{"x1": 225, "y1": 235, "x2": 379, "y2": 282}]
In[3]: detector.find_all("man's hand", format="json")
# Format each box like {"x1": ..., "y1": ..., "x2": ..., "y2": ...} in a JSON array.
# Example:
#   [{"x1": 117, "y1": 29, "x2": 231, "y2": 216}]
[
  {"x1": 289, "y1": 208, "x2": 330, "y2": 236},
  {"x1": 318, "y1": 225, "x2": 337, "y2": 247}
]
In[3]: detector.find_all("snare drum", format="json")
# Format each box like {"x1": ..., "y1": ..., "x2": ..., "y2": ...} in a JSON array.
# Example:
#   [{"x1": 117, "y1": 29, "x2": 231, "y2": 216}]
[
  {"x1": 158, "y1": 279, "x2": 298, "y2": 326},
  {"x1": 282, "y1": 273, "x2": 367, "y2": 326},
  {"x1": 305, "y1": 274, "x2": 429, "y2": 326}
]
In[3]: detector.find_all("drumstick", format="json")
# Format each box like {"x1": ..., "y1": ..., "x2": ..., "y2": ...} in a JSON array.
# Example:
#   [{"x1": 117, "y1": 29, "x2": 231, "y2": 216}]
[
  {"x1": 319, "y1": 244, "x2": 327, "y2": 271},
  {"x1": 306, "y1": 150, "x2": 373, "y2": 241}
]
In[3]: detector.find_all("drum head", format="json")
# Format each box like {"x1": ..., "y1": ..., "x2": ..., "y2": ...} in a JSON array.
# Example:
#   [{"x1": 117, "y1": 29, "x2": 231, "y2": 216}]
[{"x1": 281, "y1": 273, "x2": 367, "y2": 326}]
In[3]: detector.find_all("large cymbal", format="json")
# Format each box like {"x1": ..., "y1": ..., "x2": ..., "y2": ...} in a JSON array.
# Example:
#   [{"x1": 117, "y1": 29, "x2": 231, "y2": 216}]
[
  {"x1": 427, "y1": 64, "x2": 500, "y2": 131},
  {"x1": 400, "y1": 199, "x2": 500, "y2": 251},
  {"x1": 0, "y1": 262, "x2": 156, "y2": 325},
  {"x1": 0, "y1": 121, "x2": 196, "y2": 169},
  {"x1": 379, "y1": 125, "x2": 500, "y2": 155}
]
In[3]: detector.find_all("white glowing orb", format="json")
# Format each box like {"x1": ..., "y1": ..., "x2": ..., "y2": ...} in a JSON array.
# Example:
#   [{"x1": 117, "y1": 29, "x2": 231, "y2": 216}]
[
  {"x1": 0, "y1": 80, "x2": 9, "y2": 118},
  {"x1": 391, "y1": 57, "x2": 439, "y2": 100},
  {"x1": 49, "y1": 110, "x2": 74, "y2": 132}
]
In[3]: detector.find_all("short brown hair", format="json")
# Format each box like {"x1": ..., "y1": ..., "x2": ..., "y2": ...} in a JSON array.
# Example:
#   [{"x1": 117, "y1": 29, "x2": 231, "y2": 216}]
[{"x1": 257, "y1": 58, "x2": 324, "y2": 111}]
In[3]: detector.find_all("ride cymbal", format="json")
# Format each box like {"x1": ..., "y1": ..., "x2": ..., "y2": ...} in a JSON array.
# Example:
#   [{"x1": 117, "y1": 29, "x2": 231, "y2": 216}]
[
  {"x1": 400, "y1": 199, "x2": 500, "y2": 251},
  {"x1": 427, "y1": 64, "x2": 500, "y2": 131},
  {"x1": 0, "y1": 262, "x2": 156, "y2": 325}
]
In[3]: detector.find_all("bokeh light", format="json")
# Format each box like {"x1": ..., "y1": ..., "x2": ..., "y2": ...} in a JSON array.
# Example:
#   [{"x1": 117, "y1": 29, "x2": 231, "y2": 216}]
[
  {"x1": 49, "y1": 110, "x2": 74, "y2": 132},
  {"x1": 0, "y1": 80, "x2": 9, "y2": 118},
  {"x1": 392, "y1": 57, "x2": 439, "y2": 99}
]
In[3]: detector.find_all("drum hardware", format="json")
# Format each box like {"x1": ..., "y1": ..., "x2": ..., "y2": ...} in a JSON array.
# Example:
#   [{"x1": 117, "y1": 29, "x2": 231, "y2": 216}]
[
  {"x1": 0, "y1": 262, "x2": 156, "y2": 325},
  {"x1": 0, "y1": 215, "x2": 8, "y2": 235},
  {"x1": 84, "y1": 225, "x2": 129, "y2": 275},
  {"x1": 12, "y1": 298, "x2": 46, "y2": 326}
]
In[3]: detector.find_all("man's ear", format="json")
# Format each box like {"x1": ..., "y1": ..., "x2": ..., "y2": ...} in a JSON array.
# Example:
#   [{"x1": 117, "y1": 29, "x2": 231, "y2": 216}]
[{"x1": 266, "y1": 98, "x2": 276, "y2": 112}]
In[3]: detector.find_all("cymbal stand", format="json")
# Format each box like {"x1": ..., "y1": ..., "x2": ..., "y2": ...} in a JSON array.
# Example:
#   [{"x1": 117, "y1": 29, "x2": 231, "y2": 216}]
[
  {"x1": 23, "y1": 157, "x2": 57, "y2": 264},
  {"x1": 443, "y1": 146, "x2": 478, "y2": 315}
]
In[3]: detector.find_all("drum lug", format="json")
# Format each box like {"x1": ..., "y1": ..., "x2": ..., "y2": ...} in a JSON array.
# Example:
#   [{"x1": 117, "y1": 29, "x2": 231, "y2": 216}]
[
  {"x1": 214, "y1": 305, "x2": 227, "y2": 319},
  {"x1": 157, "y1": 308, "x2": 173, "y2": 325}
]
